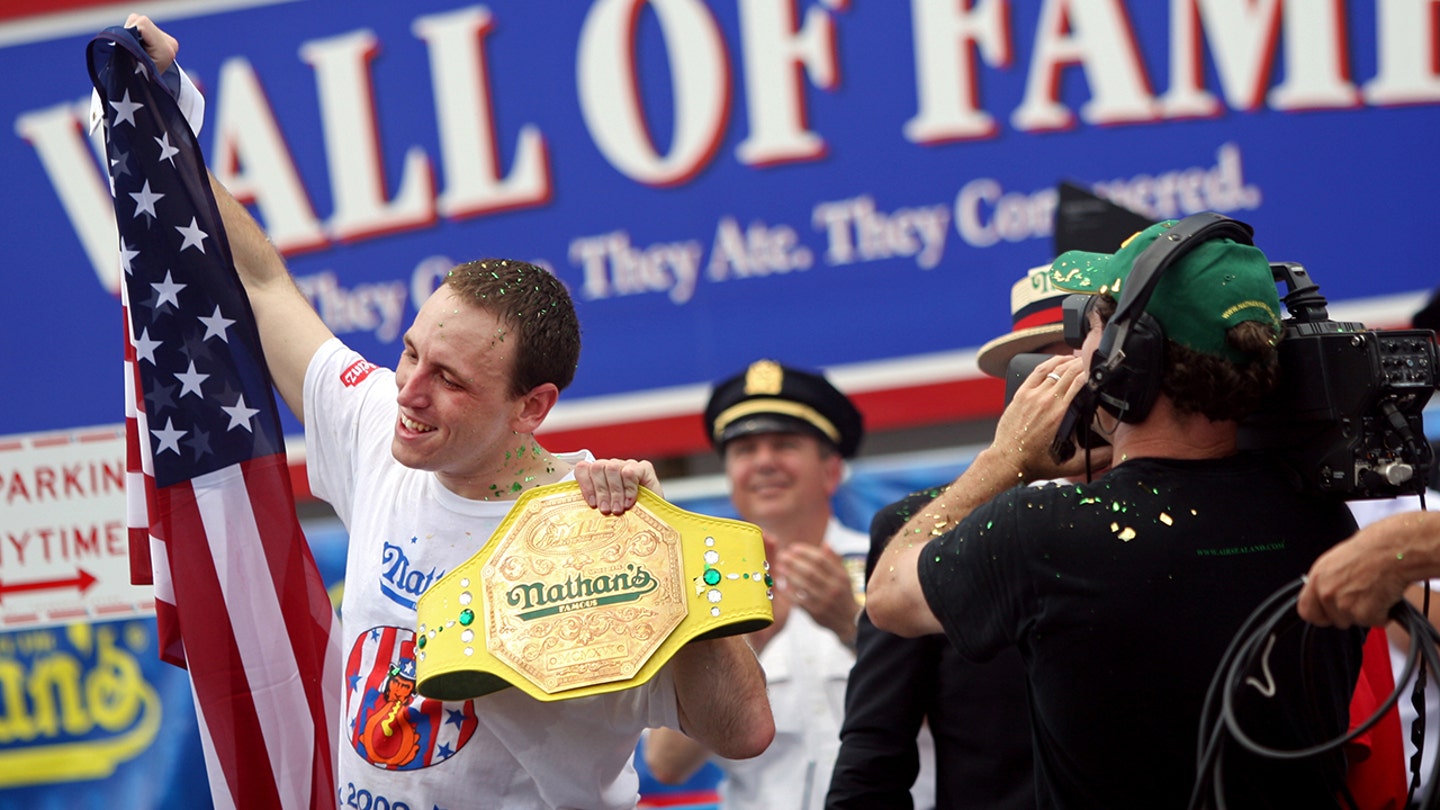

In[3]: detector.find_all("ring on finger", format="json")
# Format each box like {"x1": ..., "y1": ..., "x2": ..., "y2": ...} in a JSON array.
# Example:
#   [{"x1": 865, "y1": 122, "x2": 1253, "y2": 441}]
[{"x1": 1046, "y1": 372, "x2": 1063, "y2": 382}]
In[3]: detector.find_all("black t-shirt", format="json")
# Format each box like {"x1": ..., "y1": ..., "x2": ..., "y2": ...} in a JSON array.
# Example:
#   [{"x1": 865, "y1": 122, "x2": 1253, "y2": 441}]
[{"x1": 917, "y1": 453, "x2": 1364, "y2": 809}]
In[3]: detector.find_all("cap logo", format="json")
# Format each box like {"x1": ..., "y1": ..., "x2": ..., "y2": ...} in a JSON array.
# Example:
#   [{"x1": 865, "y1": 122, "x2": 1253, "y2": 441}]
[
  {"x1": 1050, "y1": 267, "x2": 1085, "y2": 285},
  {"x1": 744, "y1": 360, "x2": 784, "y2": 396},
  {"x1": 1221, "y1": 299, "x2": 1280, "y2": 326}
]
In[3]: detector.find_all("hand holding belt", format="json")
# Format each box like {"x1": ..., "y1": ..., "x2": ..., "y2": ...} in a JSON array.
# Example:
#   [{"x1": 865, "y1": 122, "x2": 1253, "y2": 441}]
[{"x1": 414, "y1": 481, "x2": 773, "y2": 702}]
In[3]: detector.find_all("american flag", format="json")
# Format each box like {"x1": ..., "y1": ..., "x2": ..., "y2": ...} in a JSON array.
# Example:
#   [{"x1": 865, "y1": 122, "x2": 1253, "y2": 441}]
[{"x1": 88, "y1": 27, "x2": 342, "y2": 810}]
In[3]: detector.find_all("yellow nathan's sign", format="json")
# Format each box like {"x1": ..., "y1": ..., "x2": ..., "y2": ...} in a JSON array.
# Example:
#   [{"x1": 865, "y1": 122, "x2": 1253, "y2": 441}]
[
  {"x1": 0, "y1": 622, "x2": 162, "y2": 787},
  {"x1": 414, "y1": 482, "x2": 772, "y2": 702}
]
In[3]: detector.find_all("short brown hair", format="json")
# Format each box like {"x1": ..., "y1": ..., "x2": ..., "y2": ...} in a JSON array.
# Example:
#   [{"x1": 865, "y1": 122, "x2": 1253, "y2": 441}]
[
  {"x1": 443, "y1": 259, "x2": 581, "y2": 397},
  {"x1": 1161, "y1": 322, "x2": 1279, "y2": 422},
  {"x1": 1091, "y1": 294, "x2": 1279, "y2": 422}
]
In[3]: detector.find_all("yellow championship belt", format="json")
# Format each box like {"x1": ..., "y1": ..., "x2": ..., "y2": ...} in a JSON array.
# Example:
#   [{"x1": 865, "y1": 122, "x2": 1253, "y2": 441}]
[{"x1": 414, "y1": 481, "x2": 773, "y2": 702}]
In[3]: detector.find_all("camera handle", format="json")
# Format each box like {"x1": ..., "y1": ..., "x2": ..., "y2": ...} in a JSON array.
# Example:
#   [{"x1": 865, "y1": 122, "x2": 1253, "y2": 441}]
[{"x1": 1271, "y1": 262, "x2": 1330, "y2": 323}]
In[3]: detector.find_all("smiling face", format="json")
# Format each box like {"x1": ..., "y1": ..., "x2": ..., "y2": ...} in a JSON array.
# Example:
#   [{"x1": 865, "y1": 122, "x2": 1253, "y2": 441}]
[
  {"x1": 391, "y1": 286, "x2": 535, "y2": 491},
  {"x1": 723, "y1": 431, "x2": 842, "y2": 533}
]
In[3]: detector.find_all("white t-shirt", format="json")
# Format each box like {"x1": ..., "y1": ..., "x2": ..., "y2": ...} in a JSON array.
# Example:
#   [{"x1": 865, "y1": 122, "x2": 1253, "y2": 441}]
[{"x1": 305, "y1": 339, "x2": 679, "y2": 810}]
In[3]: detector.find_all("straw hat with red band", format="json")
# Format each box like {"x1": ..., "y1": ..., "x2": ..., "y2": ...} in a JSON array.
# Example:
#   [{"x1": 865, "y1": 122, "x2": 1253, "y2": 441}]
[{"x1": 975, "y1": 264, "x2": 1085, "y2": 379}]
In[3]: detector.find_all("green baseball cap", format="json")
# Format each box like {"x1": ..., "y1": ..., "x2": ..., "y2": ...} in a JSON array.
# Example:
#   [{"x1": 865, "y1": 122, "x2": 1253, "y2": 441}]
[{"x1": 1047, "y1": 219, "x2": 1281, "y2": 362}]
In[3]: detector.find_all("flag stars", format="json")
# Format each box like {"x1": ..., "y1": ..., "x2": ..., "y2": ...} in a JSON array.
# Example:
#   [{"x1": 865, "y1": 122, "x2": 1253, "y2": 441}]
[
  {"x1": 176, "y1": 217, "x2": 208, "y2": 253},
  {"x1": 182, "y1": 329, "x2": 215, "y2": 365},
  {"x1": 109, "y1": 89, "x2": 144, "y2": 127},
  {"x1": 154, "y1": 132, "x2": 180, "y2": 166},
  {"x1": 151, "y1": 270, "x2": 186, "y2": 310},
  {"x1": 151, "y1": 418, "x2": 185, "y2": 456},
  {"x1": 222, "y1": 394, "x2": 260, "y2": 432},
  {"x1": 175, "y1": 360, "x2": 210, "y2": 398},
  {"x1": 132, "y1": 327, "x2": 162, "y2": 364},
  {"x1": 144, "y1": 379, "x2": 178, "y2": 415},
  {"x1": 110, "y1": 148, "x2": 133, "y2": 179},
  {"x1": 130, "y1": 180, "x2": 164, "y2": 220},
  {"x1": 199, "y1": 306, "x2": 236, "y2": 342},
  {"x1": 109, "y1": 148, "x2": 133, "y2": 197},
  {"x1": 183, "y1": 426, "x2": 214, "y2": 461},
  {"x1": 119, "y1": 238, "x2": 140, "y2": 276}
]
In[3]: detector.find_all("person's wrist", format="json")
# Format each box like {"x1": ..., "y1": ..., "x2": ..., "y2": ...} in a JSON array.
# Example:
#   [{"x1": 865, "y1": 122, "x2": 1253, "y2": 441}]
[{"x1": 975, "y1": 445, "x2": 1028, "y2": 485}]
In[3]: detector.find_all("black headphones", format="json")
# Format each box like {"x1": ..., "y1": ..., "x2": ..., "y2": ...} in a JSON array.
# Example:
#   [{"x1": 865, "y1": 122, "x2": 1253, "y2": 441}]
[{"x1": 1050, "y1": 212, "x2": 1257, "y2": 460}]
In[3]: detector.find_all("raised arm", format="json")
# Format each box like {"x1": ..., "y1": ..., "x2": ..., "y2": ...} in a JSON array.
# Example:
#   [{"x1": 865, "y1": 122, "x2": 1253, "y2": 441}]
[
  {"x1": 864, "y1": 444, "x2": 1017, "y2": 637},
  {"x1": 128, "y1": 14, "x2": 332, "y2": 420},
  {"x1": 207, "y1": 174, "x2": 333, "y2": 418},
  {"x1": 867, "y1": 353, "x2": 1096, "y2": 636}
]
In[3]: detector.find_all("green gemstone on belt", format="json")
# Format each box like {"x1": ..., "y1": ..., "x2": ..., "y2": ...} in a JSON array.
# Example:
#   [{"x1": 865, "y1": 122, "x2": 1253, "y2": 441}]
[
  {"x1": 416, "y1": 635, "x2": 427, "y2": 649},
  {"x1": 459, "y1": 608, "x2": 475, "y2": 626},
  {"x1": 703, "y1": 568, "x2": 722, "y2": 586}
]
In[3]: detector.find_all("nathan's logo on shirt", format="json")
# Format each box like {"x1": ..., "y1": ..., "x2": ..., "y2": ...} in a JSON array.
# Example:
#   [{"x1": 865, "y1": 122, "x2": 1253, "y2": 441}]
[
  {"x1": 505, "y1": 563, "x2": 658, "y2": 620},
  {"x1": 340, "y1": 358, "x2": 379, "y2": 387},
  {"x1": 344, "y1": 625, "x2": 477, "y2": 771},
  {"x1": 380, "y1": 540, "x2": 444, "y2": 610}
]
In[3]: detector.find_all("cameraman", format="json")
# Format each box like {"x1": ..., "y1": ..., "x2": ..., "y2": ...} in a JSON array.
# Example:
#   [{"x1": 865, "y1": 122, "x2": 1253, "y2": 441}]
[{"x1": 866, "y1": 217, "x2": 1365, "y2": 808}]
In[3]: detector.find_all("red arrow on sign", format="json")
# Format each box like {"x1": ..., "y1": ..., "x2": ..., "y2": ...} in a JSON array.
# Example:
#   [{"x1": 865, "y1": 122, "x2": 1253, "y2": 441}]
[{"x1": 0, "y1": 569, "x2": 98, "y2": 602}]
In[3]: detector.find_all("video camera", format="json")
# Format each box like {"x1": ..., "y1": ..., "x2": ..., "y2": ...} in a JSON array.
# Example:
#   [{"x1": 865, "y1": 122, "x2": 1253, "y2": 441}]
[
  {"x1": 1006, "y1": 262, "x2": 1437, "y2": 500},
  {"x1": 1236, "y1": 262, "x2": 1436, "y2": 499}
]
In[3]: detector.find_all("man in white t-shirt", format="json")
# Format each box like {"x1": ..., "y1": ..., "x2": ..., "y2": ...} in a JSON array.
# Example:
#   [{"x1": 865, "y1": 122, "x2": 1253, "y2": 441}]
[{"x1": 127, "y1": 15, "x2": 773, "y2": 810}]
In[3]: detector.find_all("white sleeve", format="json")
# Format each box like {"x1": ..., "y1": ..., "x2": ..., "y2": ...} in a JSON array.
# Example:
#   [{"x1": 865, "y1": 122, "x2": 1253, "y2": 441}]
[
  {"x1": 303, "y1": 338, "x2": 397, "y2": 525},
  {"x1": 90, "y1": 62, "x2": 204, "y2": 135},
  {"x1": 173, "y1": 63, "x2": 205, "y2": 135}
]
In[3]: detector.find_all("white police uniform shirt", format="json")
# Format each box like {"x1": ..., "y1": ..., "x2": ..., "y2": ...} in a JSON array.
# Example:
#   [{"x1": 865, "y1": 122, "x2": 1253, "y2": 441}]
[
  {"x1": 715, "y1": 518, "x2": 868, "y2": 810},
  {"x1": 305, "y1": 338, "x2": 679, "y2": 810}
]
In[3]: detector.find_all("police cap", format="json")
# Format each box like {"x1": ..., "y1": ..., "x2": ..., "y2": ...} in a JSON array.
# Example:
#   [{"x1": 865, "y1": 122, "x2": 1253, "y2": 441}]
[{"x1": 704, "y1": 360, "x2": 863, "y2": 459}]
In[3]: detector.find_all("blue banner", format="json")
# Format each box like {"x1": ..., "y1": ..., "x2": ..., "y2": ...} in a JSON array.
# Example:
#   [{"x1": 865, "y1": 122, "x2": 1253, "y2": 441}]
[
  {"x1": 3, "y1": 2, "x2": 1440, "y2": 804},
  {"x1": 3, "y1": 0, "x2": 1438, "y2": 452}
]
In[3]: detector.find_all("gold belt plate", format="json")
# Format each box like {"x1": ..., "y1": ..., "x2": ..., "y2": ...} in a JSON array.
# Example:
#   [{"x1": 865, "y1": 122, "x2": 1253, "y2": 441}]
[{"x1": 479, "y1": 486, "x2": 688, "y2": 694}]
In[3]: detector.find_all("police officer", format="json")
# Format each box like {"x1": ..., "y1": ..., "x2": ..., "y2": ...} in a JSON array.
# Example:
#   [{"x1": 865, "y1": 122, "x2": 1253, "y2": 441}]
[{"x1": 645, "y1": 360, "x2": 870, "y2": 810}]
